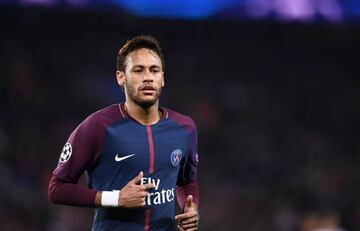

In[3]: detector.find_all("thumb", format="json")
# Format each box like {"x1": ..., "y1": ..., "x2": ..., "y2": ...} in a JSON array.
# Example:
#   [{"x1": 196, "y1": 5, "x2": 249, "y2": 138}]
[
  {"x1": 185, "y1": 195, "x2": 193, "y2": 208},
  {"x1": 129, "y1": 171, "x2": 143, "y2": 184}
]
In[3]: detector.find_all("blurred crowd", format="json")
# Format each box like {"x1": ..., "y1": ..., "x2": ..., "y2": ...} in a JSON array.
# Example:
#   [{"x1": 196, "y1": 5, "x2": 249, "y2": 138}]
[{"x1": 0, "y1": 7, "x2": 359, "y2": 231}]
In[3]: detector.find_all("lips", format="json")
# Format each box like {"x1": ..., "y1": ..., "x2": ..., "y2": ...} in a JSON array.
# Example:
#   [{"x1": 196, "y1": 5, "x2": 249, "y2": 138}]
[
  {"x1": 141, "y1": 86, "x2": 156, "y2": 91},
  {"x1": 140, "y1": 85, "x2": 156, "y2": 95}
]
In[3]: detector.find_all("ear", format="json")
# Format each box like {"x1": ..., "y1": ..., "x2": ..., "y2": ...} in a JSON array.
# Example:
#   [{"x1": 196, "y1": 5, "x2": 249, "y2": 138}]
[
  {"x1": 116, "y1": 70, "x2": 126, "y2": 87},
  {"x1": 161, "y1": 72, "x2": 165, "y2": 87}
]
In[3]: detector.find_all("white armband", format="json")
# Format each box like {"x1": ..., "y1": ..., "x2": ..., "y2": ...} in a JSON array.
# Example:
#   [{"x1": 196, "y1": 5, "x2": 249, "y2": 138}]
[{"x1": 101, "y1": 190, "x2": 120, "y2": 207}]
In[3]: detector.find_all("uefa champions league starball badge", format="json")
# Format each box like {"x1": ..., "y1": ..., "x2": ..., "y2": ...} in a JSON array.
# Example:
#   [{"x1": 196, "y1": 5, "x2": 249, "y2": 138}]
[
  {"x1": 171, "y1": 149, "x2": 182, "y2": 166},
  {"x1": 59, "y1": 143, "x2": 72, "y2": 163}
]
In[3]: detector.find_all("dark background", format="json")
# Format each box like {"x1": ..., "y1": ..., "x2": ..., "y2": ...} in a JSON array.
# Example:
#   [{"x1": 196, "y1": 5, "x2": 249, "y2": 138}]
[{"x1": 0, "y1": 5, "x2": 360, "y2": 231}]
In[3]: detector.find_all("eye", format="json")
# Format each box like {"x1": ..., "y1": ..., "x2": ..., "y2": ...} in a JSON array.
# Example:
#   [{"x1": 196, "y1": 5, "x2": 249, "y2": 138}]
[
  {"x1": 151, "y1": 69, "x2": 160, "y2": 73},
  {"x1": 133, "y1": 69, "x2": 142, "y2": 73}
]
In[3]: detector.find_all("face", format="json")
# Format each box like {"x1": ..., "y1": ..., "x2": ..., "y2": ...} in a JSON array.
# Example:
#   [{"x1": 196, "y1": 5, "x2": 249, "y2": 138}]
[{"x1": 116, "y1": 48, "x2": 164, "y2": 108}]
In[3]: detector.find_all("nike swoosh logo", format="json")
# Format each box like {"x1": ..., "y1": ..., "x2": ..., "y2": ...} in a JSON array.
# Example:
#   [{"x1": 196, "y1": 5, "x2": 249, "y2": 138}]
[{"x1": 115, "y1": 153, "x2": 136, "y2": 162}]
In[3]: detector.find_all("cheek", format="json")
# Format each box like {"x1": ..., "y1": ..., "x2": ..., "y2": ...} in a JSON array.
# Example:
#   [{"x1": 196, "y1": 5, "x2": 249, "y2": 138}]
[
  {"x1": 155, "y1": 75, "x2": 164, "y2": 86},
  {"x1": 125, "y1": 83, "x2": 137, "y2": 95},
  {"x1": 125, "y1": 75, "x2": 140, "y2": 86}
]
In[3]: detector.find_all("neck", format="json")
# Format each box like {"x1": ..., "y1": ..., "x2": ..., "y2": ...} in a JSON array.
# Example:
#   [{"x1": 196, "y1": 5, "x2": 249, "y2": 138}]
[{"x1": 124, "y1": 100, "x2": 161, "y2": 125}]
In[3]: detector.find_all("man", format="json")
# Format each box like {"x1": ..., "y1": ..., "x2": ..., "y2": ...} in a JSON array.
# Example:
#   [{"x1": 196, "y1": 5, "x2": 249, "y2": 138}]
[{"x1": 48, "y1": 35, "x2": 199, "y2": 231}]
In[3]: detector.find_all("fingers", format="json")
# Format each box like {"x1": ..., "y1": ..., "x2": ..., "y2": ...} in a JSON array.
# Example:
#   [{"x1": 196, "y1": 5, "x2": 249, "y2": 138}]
[
  {"x1": 180, "y1": 227, "x2": 197, "y2": 231},
  {"x1": 138, "y1": 191, "x2": 148, "y2": 197},
  {"x1": 126, "y1": 196, "x2": 147, "y2": 208},
  {"x1": 129, "y1": 171, "x2": 143, "y2": 184},
  {"x1": 139, "y1": 198, "x2": 146, "y2": 207},
  {"x1": 142, "y1": 183, "x2": 155, "y2": 191},
  {"x1": 181, "y1": 222, "x2": 197, "y2": 229},
  {"x1": 177, "y1": 225, "x2": 186, "y2": 231},
  {"x1": 128, "y1": 172, "x2": 155, "y2": 191},
  {"x1": 176, "y1": 208, "x2": 198, "y2": 231},
  {"x1": 180, "y1": 216, "x2": 198, "y2": 225},
  {"x1": 185, "y1": 195, "x2": 193, "y2": 208},
  {"x1": 175, "y1": 211, "x2": 197, "y2": 221},
  {"x1": 178, "y1": 219, "x2": 198, "y2": 231}
]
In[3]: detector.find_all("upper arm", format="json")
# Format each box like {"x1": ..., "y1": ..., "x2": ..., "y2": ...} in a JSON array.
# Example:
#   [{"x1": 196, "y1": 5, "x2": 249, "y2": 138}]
[
  {"x1": 177, "y1": 119, "x2": 199, "y2": 186},
  {"x1": 53, "y1": 115, "x2": 104, "y2": 183}
]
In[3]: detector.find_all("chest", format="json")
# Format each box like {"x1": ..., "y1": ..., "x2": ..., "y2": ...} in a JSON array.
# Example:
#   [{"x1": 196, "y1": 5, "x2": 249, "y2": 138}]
[{"x1": 100, "y1": 120, "x2": 189, "y2": 173}]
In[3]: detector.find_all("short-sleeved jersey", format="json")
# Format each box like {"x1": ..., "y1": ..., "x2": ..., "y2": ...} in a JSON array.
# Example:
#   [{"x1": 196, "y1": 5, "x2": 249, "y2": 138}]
[{"x1": 53, "y1": 103, "x2": 199, "y2": 231}]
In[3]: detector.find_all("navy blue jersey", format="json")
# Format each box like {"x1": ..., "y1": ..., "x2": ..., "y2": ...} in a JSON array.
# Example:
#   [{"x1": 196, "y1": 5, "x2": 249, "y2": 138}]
[{"x1": 52, "y1": 103, "x2": 199, "y2": 231}]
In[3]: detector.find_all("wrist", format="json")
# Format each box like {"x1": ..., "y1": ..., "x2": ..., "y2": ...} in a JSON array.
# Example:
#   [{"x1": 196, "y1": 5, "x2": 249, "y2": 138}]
[
  {"x1": 95, "y1": 192, "x2": 102, "y2": 207},
  {"x1": 100, "y1": 190, "x2": 120, "y2": 207}
]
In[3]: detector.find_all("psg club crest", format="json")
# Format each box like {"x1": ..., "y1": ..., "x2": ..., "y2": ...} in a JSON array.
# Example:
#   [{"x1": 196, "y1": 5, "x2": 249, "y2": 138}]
[
  {"x1": 59, "y1": 143, "x2": 72, "y2": 163},
  {"x1": 170, "y1": 149, "x2": 182, "y2": 166}
]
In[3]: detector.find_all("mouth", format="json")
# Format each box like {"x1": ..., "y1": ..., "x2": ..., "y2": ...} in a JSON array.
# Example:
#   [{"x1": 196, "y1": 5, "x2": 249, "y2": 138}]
[{"x1": 140, "y1": 85, "x2": 156, "y2": 95}]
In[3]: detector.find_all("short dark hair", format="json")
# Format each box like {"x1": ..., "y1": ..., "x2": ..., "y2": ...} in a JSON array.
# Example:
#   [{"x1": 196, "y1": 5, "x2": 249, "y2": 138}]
[{"x1": 116, "y1": 35, "x2": 165, "y2": 72}]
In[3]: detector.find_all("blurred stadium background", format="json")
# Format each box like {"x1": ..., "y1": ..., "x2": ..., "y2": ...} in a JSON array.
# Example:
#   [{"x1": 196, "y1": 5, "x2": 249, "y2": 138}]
[{"x1": 0, "y1": 0, "x2": 360, "y2": 230}]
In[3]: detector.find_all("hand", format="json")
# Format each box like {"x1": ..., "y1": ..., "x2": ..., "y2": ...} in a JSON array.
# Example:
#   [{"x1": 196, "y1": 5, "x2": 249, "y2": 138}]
[
  {"x1": 175, "y1": 195, "x2": 199, "y2": 231},
  {"x1": 118, "y1": 171, "x2": 154, "y2": 208}
]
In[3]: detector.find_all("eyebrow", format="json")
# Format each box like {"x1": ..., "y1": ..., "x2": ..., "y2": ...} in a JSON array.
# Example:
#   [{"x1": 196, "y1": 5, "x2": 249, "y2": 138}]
[{"x1": 132, "y1": 65, "x2": 161, "y2": 69}]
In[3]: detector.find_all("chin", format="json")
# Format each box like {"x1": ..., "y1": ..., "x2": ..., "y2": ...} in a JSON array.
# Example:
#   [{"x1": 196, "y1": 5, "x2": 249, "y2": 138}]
[
  {"x1": 139, "y1": 101, "x2": 157, "y2": 109},
  {"x1": 128, "y1": 90, "x2": 161, "y2": 109},
  {"x1": 135, "y1": 98, "x2": 158, "y2": 109}
]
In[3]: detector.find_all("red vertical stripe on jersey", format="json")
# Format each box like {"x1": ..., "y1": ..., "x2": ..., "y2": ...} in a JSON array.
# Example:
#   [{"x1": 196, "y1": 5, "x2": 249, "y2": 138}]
[
  {"x1": 146, "y1": 125, "x2": 155, "y2": 174},
  {"x1": 144, "y1": 208, "x2": 150, "y2": 231}
]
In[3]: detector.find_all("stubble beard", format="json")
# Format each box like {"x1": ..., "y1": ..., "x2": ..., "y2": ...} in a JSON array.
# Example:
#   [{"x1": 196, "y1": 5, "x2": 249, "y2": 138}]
[{"x1": 125, "y1": 84, "x2": 162, "y2": 109}]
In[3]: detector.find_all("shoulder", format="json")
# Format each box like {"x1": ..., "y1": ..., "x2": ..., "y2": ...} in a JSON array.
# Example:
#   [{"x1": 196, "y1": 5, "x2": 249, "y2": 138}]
[
  {"x1": 75, "y1": 104, "x2": 124, "y2": 133},
  {"x1": 164, "y1": 107, "x2": 197, "y2": 134}
]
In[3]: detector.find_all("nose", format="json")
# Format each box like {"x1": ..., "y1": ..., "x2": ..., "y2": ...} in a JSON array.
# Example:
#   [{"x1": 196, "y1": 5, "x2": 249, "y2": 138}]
[{"x1": 143, "y1": 70, "x2": 153, "y2": 82}]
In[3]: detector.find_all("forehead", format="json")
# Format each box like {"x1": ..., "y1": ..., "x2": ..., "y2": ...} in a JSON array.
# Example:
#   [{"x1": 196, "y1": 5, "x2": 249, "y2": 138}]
[{"x1": 126, "y1": 48, "x2": 162, "y2": 67}]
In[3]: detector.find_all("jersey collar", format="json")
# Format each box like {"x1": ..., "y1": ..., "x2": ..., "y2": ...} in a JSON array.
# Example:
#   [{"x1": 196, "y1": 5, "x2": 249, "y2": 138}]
[{"x1": 118, "y1": 103, "x2": 168, "y2": 122}]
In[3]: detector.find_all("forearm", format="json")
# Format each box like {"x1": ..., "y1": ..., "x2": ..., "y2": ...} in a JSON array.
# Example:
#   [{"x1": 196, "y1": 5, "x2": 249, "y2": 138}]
[
  {"x1": 176, "y1": 180, "x2": 199, "y2": 210},
  {"x1": 48, "y1": 175, "x2": 98, "y2": 207}
]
